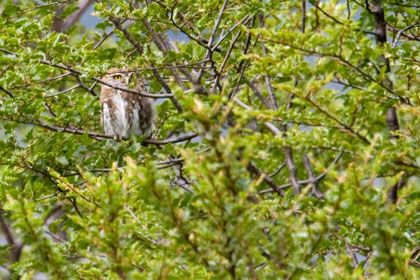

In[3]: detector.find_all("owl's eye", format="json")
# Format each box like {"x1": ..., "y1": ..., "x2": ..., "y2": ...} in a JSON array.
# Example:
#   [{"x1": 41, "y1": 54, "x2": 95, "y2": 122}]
[{"x1": 114, "y1": 75, "x2": 122, "y2": 80}]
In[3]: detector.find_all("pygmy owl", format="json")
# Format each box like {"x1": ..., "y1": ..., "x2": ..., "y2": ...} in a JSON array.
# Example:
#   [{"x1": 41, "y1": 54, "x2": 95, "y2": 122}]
[{"x1": 100, "y1": 67, "x2": 155, "y2": 140}]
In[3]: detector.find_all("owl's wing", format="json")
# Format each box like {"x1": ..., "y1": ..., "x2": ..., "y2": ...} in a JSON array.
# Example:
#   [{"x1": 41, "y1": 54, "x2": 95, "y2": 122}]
[{"x1": 135, "y1": 83, "x2": 156, "y2": 136}]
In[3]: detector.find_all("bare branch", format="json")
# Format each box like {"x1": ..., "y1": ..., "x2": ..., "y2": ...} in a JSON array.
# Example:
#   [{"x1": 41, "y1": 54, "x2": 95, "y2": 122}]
[
  {"x1": 259, "y1": 150, "x2": 343, "y2": 194},
  {"x1": 150, "y1": 66, "x2": 184, "y2": 112},
  {"x1": 387, "y1": 24, "x2": 420, "y2": 41},
  {"x1": 211, "y1": 15, "x2": 250, "y2": 52},
  {"x1": 0, "y1": 48, "x2": 173, "y2": 99},
  {"x1": 391, "y1": 23, "x2": 420, "y2": 48},
  {"x1": 46, "y1": 84, "x2": 80, "y2": 97},
  {"x1": 91, "y1": 77, "x2": 172, "y2": 99},
  {"x1": 62, "y1": 0, "x2": 93, "y2": 32},
  {"x1": 247, "y1": 82, "x2": 273, "y2": 109},
  {"x1": 109, "y1": 17, "x2": 143, "y2": 54},
  {"x1": 143, "y1": 19, "x2": 209, "y2": 94},
  {"x1": 310, "y1": 1, "x2": 344, "y2": 25},
  {"x1": 0, "y1": 47, "x2": 17, "y2": 55},
  {"x1": 0, "y1": 209, "x2": 23, "y2": 264},
  {"x1": 197, "y1": 0, "x2": 229, "y2": 82},
  {"x1": 259, "y1": 14, "x2": 278, "y2": 110},
  {"x1": 38, "y1": 72, "x2": 72, "y2": 83},
  {"x1": 208, "y1": 0, "x2": 229, "y2": 50},
  {"x1": 234, "y1": 97, "x2": 301, "y2": 194},
  {"x1": 303, "y1": 153, "x2": 323, "y2": 199},
  {"x1": 269, "y1": 161, "x2": 286, "y2": 177},
  {"x1": 212, "y1": 30, "x2": 242, "y2": 92},
  {"x1": 0, "y1": 85, "x2": 14, "y2": 98},
  {"x1": 285, "y1": 147, "x2": 301, "y2": 194},
  {"x1": 43, "y1": 102, "x2": 57, "y2": 117},
  {"x1": 93, "y1": 27, "x2": 116, "y2": 50},
  {"x1": 247, "y1": 162, "x2": 285, "y2": 196},
  {"x1": 0, "y1": 210, "x2": 15, "y2": 247},
  {"x1": 2, "y1": 116, "x2": 198, "y2": 145},
  {"x1": 37, "y1": 58, "x2": 173, "y2": 98},
  {"x1": 33, "y1": 191, "x2": 61, "y2": 202},
  {"x1": 301, "y1": 0, "x2": 306, "y2": 33}
]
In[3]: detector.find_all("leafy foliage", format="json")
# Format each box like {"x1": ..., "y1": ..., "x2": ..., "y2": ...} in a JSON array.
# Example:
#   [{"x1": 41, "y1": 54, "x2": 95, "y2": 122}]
[{"x1": 0, "y1": 0, "x2": 419, "y2": 279}]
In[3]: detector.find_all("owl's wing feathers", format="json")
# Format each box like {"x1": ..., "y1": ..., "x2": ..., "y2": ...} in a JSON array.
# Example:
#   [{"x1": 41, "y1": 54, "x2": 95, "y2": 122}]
[
  {"x1": 137, "y1": 96, "x2": 156, "y2": 136},
  {"x1": 132, "y1": 82, "x2": 155, "y2": 136}
]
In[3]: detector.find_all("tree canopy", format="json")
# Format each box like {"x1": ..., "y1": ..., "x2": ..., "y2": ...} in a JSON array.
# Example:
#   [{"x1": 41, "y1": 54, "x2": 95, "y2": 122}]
[{"x1": 0, "y1": 0, "x2": 419, "y2": 279}]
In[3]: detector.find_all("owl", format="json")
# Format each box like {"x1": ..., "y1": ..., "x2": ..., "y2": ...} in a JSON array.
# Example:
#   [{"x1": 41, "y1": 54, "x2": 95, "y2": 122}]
[{"x1": 100, "y1": 67, "x2": 155, "y2": 140}]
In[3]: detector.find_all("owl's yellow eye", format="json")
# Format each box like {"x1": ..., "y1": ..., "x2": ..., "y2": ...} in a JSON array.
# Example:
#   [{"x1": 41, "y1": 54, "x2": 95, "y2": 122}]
[{"x1": 114, "y1": 75, "x2": 122, "y2": 80}]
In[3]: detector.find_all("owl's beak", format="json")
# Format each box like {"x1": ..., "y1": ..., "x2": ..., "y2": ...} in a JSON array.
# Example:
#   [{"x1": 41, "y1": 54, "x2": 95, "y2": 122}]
[{"x1": 125, "y1": 76, "x2": 130, "y2": 85}]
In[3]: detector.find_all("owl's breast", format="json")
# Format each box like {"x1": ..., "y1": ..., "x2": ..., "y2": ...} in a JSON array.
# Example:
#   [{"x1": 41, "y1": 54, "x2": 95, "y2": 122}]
[{"x1": 102, "y1": 91, "x2": 142, "y2": 139}]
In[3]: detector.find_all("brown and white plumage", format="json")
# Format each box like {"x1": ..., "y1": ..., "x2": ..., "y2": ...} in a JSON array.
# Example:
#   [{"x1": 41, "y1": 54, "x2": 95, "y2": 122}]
[{"x1": 100, "y1": 67, "x2": 155, "y2": 140}]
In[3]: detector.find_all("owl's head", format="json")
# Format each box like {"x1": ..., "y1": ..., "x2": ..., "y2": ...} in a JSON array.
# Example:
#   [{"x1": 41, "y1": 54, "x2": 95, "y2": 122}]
[{"x1": 102, "y1": 67, "x2": 133, "y2": 88}]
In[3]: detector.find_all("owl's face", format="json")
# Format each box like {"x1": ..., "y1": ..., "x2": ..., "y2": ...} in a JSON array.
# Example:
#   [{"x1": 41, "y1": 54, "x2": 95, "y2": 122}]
[{"x1": 102, "y1": 68, "x2": 132, "y2": 88}]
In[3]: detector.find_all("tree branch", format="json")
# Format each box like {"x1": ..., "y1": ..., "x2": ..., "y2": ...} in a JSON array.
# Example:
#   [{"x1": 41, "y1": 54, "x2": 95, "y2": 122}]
[
  {"x1": 259, "y1": 150, "x2": 342, "y2": 194},
  {"x1": 0, "y1": 85, "x2": 14, "y2": 98},
  {"x1": 0, "y1": 117, "x2": 197, "y2": 145},
  {"x1": 62, "y1": 0, "x2": 93, "y2": 32},
  {"x1": 284, "y1": 147, "x2": 301, "y2": 194},
  {"x1": 109, "y1": 17, "x2": 143, "y2": 54},
  {"x1": 247, "y1": 162, "x2": 285, "y2": 196},
  {"x1": 0, "y1": 209, "x2": 23, "y2": 265},
  {"x1": 303, "y1": 153, "x2": 323, "y2": 199}
]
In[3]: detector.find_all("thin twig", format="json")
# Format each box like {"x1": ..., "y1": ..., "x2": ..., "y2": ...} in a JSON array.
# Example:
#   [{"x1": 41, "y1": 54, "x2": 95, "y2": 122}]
[
  {"x1": 92, "y1": 77, "x2": 172, "y2": 98},
  {"x1": 46, "y1": 84, "x2": 80, "y2": 97},
  {"x1": 38, "y1": 72, "x2": 72, "y2": 83},
  {"x1": 212, "y1": 30, "x2": 242, "y2": 92},
  {"x1": 150, "y1": 65, "x2": 184, "y2": 112},
  {"x1": 391, "y1": 23, "x2": 420, "y2": 48},
  {"x1": 93, "y1": 27, "x2": 116, "y2": 50},
  {"x1": 0, "y1": 85, "x2": 14, "y2": 98},
  {"x1": 301, "y1": 0, "x2": 306, "y2": 33},
  {"x1": 0, "y1": 47, "x2": 17, "y2": 55},
  {"x1": 248, "y1": 162, "x2": 285, "y2": 196},
  {"x1": 1, "y1": 116, "x2": 198, "y2": 144},
  {"x1": 247, "y1": 82, "x2": 272, "y2": 109},
  {"x1": 285, "y1": 147, "x2": 301, "y2": 194},
  {"x1": 197, "y1": 0, "x2": 229, "y2": 81},
  {"x1": 62, "y1": 0, "x2": 93, "y2": 32},
  {"x1": 269, "y1": 161, "x2": 286, "y2": 177},
  {"x1": 109, "y1": 17, "x2": 143, "y2": 54},
  {"x1": 259, "y1": 150, "x2": 343, "y2": 194},
  {"x1": 33, "y1": 191, "x2": 61, "y2": 202},
  {"x1": 303, "y1": 153, "x2": 323, "y2": 199},
  {"x1": 0, "y1": 48, "x2": 173, "y2": 99},
  {"x1": 211, "y1": 15, "x2": 250, "y2": 52}
]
